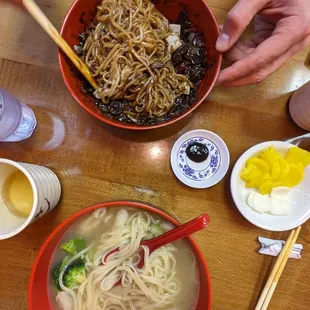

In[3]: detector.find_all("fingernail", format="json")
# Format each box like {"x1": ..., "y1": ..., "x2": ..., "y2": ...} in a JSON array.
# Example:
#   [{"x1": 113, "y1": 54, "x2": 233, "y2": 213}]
[{"x1": 216, "y1": 33, "x2": 230, "y2": 52}]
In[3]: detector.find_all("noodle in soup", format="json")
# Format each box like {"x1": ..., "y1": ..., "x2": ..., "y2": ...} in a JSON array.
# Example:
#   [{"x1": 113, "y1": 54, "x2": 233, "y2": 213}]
[{"x1": 49, "y1": 207, "x2": 200, "y2": 310}]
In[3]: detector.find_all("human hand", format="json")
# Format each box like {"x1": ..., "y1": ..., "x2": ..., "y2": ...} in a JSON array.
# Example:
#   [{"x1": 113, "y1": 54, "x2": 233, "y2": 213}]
[{"x1": 216, "y1": 0, "x2": 310, "y2": 87}]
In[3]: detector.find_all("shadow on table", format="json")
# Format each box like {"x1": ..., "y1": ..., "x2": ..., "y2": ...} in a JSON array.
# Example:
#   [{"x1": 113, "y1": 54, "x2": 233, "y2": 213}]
[
  {"x1": 101, "y1": 112, "x2": 195, "y2": 143},
  {"x1": 240, "y1": 102, "x2": 305, "y2": 144},
  {"x1": 248, "y1": 254, "x2": 276, "y2": 309}
]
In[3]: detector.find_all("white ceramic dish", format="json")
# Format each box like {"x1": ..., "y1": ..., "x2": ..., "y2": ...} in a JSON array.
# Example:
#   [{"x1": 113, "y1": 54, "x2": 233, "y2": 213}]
[
  {"x1": 170, "y1": 130, "x2": 230, "y2": 188},
  {"x1": 231, "y1": 141, "x2": 310, "y2": 231}
]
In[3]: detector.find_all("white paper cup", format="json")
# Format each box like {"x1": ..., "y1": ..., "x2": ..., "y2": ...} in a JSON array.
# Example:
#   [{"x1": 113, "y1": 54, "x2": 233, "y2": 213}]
[{"x1": 0, "y1": 158, "x2": 61, "y2": 239}]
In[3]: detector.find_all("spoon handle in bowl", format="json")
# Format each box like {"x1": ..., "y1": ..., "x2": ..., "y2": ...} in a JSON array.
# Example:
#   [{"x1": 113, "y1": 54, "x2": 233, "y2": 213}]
[{"x1": 144, "y1": 214, "x2": 210, "y2": 253}]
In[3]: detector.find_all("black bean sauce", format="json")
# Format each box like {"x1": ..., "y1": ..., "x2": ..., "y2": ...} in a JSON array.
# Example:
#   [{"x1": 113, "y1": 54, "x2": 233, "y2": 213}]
[
  {"x1": 186, "y1": 142, "x2": 209, "y2": 163},
  {"x1": 75, "y1": 10, "x2": 208, "y2": 125}
]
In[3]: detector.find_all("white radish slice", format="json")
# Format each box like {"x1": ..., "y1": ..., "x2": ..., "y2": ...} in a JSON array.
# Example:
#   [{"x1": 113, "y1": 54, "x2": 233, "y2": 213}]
[
  {"x1": 270, "y1": 200, "x2": 290, "y2": 216},
  {"x1": 247, "y1": 192, "x2": 256, "y2": 209},
  {"x1": 253, "y1": 193, "x2": 272, "y2": 213},
  {"x1": 270, "y1": 187, "x2": 290, "y2": 202}
]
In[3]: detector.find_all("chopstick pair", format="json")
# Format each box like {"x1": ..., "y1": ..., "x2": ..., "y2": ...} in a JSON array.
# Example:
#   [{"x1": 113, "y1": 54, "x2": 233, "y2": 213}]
[{"x1": 255, "y1": 226, "x2": 301, "y2": 310}]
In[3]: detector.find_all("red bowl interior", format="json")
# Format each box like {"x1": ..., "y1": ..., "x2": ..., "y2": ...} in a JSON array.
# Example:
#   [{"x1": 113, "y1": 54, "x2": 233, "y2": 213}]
[
  {"x1": 28, "y1": 201, "x2": 211, "y2": 310},
  {"x1": 59, "y1": 0, "x2": 222, "y2": 130}
]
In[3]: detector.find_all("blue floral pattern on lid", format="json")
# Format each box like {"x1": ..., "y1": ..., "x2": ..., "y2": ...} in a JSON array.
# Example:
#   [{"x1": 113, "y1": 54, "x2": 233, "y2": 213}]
[{"x1": 177, "y1": 137, "x2": 221, "y2": 181}]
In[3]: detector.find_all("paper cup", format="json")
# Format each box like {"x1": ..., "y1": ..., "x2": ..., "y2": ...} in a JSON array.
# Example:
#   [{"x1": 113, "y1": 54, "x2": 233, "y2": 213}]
[{"x1": 0, "y1": 158, "x2": 61, "y2": 240}]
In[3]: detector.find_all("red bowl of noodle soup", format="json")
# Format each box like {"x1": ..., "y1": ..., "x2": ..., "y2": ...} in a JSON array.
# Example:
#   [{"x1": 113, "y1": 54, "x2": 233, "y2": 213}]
[
  {"x1": 28, "y1": 201, "x2": 211, "y2": 309},
  {"x1": 59, "y1": 0, "x2": 221, "y2": 130}
]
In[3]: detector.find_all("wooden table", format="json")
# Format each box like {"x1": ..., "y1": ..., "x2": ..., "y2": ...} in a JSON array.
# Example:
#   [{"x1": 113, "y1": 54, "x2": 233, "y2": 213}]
[{"x1": 0, "y1": 0, "x2": 309, "y2": 309}]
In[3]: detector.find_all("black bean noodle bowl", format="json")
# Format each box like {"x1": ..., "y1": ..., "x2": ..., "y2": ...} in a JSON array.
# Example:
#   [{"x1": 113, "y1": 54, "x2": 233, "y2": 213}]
[{"x1": 59, "y1": 0, "x2": 222, "y2": 130}]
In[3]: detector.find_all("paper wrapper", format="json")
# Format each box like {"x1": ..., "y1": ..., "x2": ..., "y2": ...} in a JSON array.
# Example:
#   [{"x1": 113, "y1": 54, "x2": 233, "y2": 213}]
[{"x1": 258, "y1": 237, "x2": 303, "y2": 259}]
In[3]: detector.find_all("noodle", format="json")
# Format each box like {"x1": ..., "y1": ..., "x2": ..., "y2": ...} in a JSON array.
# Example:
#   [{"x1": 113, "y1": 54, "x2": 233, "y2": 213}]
[
  {"x1": 57, "y1": 210, "x2": 181, "y2": 309},
  {"x1": 81, "y1": 0, "x2": 191, "y2": 121}
]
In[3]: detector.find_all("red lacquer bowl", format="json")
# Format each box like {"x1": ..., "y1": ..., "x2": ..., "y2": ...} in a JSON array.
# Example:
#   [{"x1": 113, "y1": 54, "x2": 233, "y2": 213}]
[
  {"x1": 28, "y1": 201, "x2": 212, "y2": 309},
  {"x1": 59, "y1": 0, "x2": 221, "y2": 130}
]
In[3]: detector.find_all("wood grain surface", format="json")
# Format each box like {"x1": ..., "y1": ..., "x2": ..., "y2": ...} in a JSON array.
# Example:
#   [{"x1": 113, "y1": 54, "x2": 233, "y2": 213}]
[{"x1": 0, "y1": 1, "x2": 309, "y2": 309}]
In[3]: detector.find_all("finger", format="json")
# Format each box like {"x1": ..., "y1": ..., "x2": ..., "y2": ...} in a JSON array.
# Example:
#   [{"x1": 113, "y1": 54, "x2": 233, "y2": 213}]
[
  {"x1": 222, "y1": 15, "x2": 273, "y2": 64},
  {"x1": 216, "y1": 0, "x2": 268, "y2": 52},
  {"x1": 224, "y1": 40, "x2": 256, "y2": 63},
  {"x1": 252, "y1": 30, "x2": 273, "y2": 45},
  {"x1": 224, "y1": 16, "x2": 274, "y2": 63},
  {"x1": 216, "y1": 42, "x2": 255, "y2": 85},
  {"x1": 217, "y1": 18, "x2": 306, "y2": 85},
  {"x1": 222, "y1": 34, "x2": 310, "y2": 87},
  {"x1": 252, "y1": 16, "x2": 276, "y2": 45}
]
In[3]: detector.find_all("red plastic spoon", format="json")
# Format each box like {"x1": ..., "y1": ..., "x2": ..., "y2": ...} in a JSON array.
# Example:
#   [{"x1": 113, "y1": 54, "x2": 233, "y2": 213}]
[{"x1": 105, "y1": 214, "x2": 210, "y2": 269}]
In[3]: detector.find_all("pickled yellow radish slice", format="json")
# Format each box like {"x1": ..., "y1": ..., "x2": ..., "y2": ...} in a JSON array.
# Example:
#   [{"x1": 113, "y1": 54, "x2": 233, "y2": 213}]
[
  {"x1": 240, "y1": 146, "x2": 307, "y2": 197},
  {"x1": 282, "y1": 164, "x2": 304, "y2": 187},
  {"x1": 241, "y1": 165, "x2": 265, "y2": 187},
  {"x1": 271, "y1": 158, "x2": 289, "y2": 182},
  {"x1": 263, "y1": 173, "x2": 272, "y2": 181},
  {"x1": 271, "y1": 160, "x2": 281, "y2": 179},
  {"x1": 297, "y1": 162, "x2": 304, "y2": 173},
  {"x1": 258, "y1": 146, "x2": 282, "y2": 169},
  {"x1": 259, "y1": 179, "x2": 275, "y2": 195},
  {"x1": 285, "y1": 147, "x2": 310, "y2": 167},
  {"x1": 246, "y1": 157, "x2": 269, "y2": 173},
  {"x1": 240, "y1": 164, "x2": 256, "y2": 181},
  {"x1": 279, "y1": 158, "x2": 290, "y2": 177},
  {"x1": 245, "y1": 172, "x2": 264, "y2": 188}
]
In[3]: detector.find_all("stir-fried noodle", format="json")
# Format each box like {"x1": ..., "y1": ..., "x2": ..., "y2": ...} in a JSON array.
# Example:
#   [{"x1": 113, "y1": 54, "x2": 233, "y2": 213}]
[{"x1": 82, "y1": 0, "x2": 191, "y2": 121}]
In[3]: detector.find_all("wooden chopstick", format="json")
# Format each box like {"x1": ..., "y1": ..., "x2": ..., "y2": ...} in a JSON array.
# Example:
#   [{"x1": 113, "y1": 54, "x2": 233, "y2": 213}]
[
  {"x1": 22, "y1": 0, "x2": 98, "y2": 90},
  {"x1": 255, "y1": 226, "x2": 301, "y2": 310}
]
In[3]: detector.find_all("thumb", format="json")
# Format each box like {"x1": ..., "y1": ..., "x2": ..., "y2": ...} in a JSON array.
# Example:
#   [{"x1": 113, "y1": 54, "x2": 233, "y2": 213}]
[{"x1": 216, "y1": 0, "x2": 267, "y2": 52}]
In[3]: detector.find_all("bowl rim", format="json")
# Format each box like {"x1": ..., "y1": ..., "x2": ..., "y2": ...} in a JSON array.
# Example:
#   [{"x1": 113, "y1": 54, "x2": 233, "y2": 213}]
[
  {"x1": 58, "y1": 0, "x2": 222, "y2": 130},
  {"x1": 230, "y1": 141, "x2": 310, "y2": 231},
  {"x1": 28, "y1": 200, "x2": 212, "y2": 309}
]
